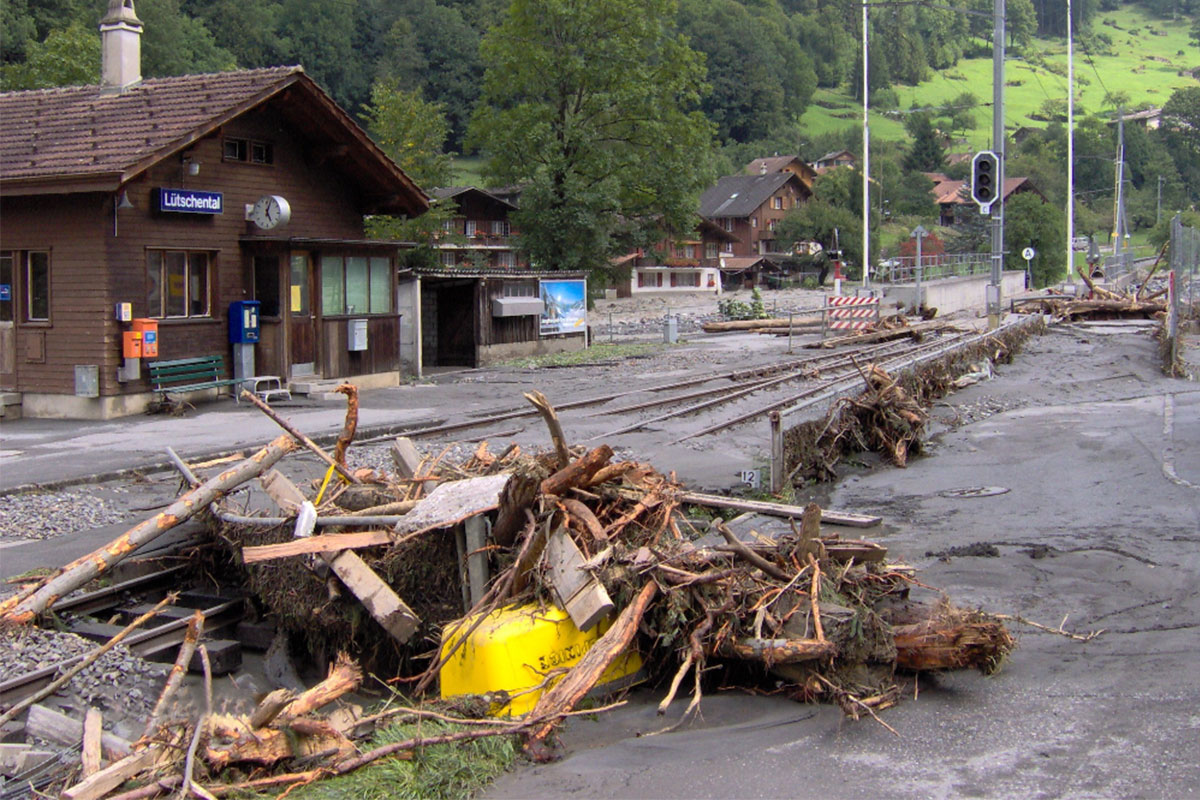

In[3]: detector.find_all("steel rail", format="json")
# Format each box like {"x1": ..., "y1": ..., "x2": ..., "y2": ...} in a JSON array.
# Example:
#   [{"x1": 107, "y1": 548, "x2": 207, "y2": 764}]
[
  {"x1": 591, "y1": 334, "x2": 964, "y2": 441},
  {"x1": 587, "y1": 339, "x2": 913, "y2": 418},
  {"x1": 0, "y1": 599, "x2": 243, "y2": 711},
  {"x1": 353, "y1": 336, "x2": 916, "y2": 445},
  {"x1": 676, "y1": 332, "x2": 976, "y2": 441}
]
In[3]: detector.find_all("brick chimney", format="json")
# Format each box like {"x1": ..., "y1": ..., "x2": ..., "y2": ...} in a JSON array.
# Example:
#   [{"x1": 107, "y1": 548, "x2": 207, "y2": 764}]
[{"x1": 100, "y1": 0, "x2": 142, "y2": 93}]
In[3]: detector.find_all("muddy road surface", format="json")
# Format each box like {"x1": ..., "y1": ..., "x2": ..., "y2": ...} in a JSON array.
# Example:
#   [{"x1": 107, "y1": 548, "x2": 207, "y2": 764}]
[{"x1": 483, "y1": 321, "x2": 1200, "y2": 800}]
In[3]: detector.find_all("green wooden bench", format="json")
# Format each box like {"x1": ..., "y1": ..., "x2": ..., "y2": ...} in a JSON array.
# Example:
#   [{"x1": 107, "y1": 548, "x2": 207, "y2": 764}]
[{"x1": 148, "y1": 355, "x2": 240, "y2": 403}]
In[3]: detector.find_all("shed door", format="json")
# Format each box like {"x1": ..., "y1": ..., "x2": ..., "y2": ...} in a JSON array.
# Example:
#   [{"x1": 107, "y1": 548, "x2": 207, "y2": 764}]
[
  {"x1": 0, "y1": 253, "x2": 14, "y2": 390},
  {"x1": 288, "y1": 252, "x2": 317, "y2": 377}
]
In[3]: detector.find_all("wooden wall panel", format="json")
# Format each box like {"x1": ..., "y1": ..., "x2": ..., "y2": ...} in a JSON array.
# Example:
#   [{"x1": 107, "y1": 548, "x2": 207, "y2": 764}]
[
  {"x1": 0, "y1": 193, "x2": 111, "y2": 395},
  {"x1": 1, "y1": 97, "x2": 409, "y2": 400}
]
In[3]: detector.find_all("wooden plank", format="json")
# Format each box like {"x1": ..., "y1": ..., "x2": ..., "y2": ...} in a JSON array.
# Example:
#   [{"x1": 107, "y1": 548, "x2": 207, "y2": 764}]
[
  {"x1": 543, "y1": 527, "x2": 613, "y2": 632},
  {"x1": 323, "y1": 550, "x2": 419, "y2": 643},
  {"x1": 389, "y1": 437, "x2": 422, "y2": 478},
  {"x1": 259, "y1": 469, "x2": 308, "y2": 513},
  {"x1": 679, "y1": 491, "x2": 881, "y2": 528},
  {"x1": 242, "y1": 531, "x2": 393, "y2": 563},
  {"x1": 393, "y1": 474, "x2": 510, "y2": 536},
  {"x1": 61, "y1": 747, "x2": 158, "y2": 800},
  {"x1": 81, "y1": 708, "x2": 102, "y2": 777}
]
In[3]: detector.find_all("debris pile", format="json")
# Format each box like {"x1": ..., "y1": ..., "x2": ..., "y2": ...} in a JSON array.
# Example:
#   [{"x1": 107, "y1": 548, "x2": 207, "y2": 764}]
[
  {"x1": 0, "y1": 383, "x2": 1017, "y2": 797},
  {"x1": 1014, "y1": 258, "x2": 1169, "y2": 323}
]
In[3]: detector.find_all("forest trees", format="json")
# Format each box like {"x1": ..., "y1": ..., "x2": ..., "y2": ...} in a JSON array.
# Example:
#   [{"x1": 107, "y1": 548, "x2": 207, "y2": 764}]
[{"x1": 468, "y1": 0, "x2": 716, "y2": 273}]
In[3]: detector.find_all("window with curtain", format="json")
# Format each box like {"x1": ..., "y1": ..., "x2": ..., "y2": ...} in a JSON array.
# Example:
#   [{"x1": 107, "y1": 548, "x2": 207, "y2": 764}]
[{"x1": 320, "y1": 254, "x2": 392, "y2": 315}]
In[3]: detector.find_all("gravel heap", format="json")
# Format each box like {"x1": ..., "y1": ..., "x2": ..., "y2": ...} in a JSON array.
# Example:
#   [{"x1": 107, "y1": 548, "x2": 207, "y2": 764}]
[
  {"x1": 1, "y1": 626, "x2": 166, "y2": 727},
  {"x1": 0, "y1": 489, "x2": 132, "y2": 540}
]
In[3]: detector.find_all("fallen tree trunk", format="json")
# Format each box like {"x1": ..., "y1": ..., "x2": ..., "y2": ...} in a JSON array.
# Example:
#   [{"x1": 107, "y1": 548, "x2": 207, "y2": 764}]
[
  {"x1": 806, "y1": 320, "x2": 954, "y2": 349},
  {"x1": 721, "y1": 637, "x2": 837, "y2": 664},
  {"x1": 702, "y1": 316, "x2": 821, "y2": 332},
  {"x1": 523, "y1": 580, "x2": 658, "y2": 755},
  {"x1": 892, "y1": 614, "x2": 1014, "y2": 672},
  {"x1": 0, "y1": 435, "x2": 297, "y2": 624}
]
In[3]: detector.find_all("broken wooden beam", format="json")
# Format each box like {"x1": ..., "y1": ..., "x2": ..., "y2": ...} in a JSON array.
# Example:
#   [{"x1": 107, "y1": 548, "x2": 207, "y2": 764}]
[
  {"x1": 242, "y1": 531, "x2": 394, "y2": 563},
  {"x1": 322, "y1": 550, "x2": 419, "y2": 643},
  {"x1": 543, "y1": 527, "x2": 614, "y2": 632},
  {"x1": 24, "y1": 705, "x2": 132, "y2": 761},
  {"x1": 680, "y1": 491, "x2": 881, "y2": 528}
]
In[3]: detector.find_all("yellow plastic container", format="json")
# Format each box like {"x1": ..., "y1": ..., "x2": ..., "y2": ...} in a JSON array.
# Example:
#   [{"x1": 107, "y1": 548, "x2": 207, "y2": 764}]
[{"x1": 439, "y1": 602, "x2": 644, "y2": 717}]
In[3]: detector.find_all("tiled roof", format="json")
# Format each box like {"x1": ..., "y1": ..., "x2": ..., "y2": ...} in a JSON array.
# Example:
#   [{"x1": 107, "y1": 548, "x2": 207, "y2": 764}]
[
  {"x1": 935, "y1": 176, "x2": 1043, "y2": 205},
  {"x1": 1, "y1": 67, "x2": 301, "y2": 184},
  {"x1": 699, "y1": 173, "x2": 795, "y2": 218}
]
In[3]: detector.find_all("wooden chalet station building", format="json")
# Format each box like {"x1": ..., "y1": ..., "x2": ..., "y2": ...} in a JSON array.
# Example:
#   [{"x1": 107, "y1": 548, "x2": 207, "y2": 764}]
[{"x1": 0, "y1": 1, "x2": 584, "y2": 419}]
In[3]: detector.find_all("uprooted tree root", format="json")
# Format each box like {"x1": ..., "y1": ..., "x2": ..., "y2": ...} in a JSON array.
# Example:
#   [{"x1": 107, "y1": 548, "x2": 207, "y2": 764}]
[{"x1": 784, "y1": 320, "x2": 1043, "y2": 484}]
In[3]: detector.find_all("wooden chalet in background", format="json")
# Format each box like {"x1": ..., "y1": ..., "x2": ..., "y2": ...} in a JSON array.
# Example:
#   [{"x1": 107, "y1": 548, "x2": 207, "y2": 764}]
[
  {"x1": 429, "y1": 186, "x2": 524, "y2": 271},
  {"x1": 925, "y1": 172, "x2": 1047, "y2": 227},
  {"x1": 612, "y1": 219, "x2": 737, "y2": 297},
  {"x1": 744, "y1": 155, "x2": 817, "y2": 193},
  {"x1": 810, "y1": 149, "x2": 856, "y2": 174},
  {"x1": 698, "y1": 172, "x2": 811, "y2": 259},
  {"x1": 0, "y1": 1, "x2": 585, "y2": 418}
]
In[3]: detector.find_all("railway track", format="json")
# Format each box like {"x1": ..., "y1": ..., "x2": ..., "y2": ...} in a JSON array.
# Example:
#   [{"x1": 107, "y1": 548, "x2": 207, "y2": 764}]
[
  {"x1": 358, "y1": 334, "x2": 953, "y2": 450},
  {"x1": 0, "y1": 567, "x2": 250, "y2": 712}
]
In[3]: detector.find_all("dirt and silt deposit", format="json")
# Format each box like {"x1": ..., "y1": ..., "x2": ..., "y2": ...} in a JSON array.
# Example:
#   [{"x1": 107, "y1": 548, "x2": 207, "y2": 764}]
[{"x1": 1, "y1": 288, "x2": 1195, "y2": 798}]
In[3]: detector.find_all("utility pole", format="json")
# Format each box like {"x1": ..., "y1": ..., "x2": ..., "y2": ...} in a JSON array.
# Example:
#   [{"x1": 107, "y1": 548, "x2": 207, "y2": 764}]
[
  {"x1": 862, "y1": 2, "x2": 871, "y2": 291},
  {"x1": 1113, "y1": 108, "x2": 1127, "y2": 270},
  {"x1": 987, "y1": 0, "x2": 1005, "y2": 329},
  {"x1": 1066, "y1": 0, "x2": 1074, "y2": 279}
]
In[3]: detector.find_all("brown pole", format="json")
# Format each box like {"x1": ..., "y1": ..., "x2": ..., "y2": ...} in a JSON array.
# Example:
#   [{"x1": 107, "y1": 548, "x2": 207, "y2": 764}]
[{"x1": 241, "y1": 390, "x2": 361, "y2": 484}]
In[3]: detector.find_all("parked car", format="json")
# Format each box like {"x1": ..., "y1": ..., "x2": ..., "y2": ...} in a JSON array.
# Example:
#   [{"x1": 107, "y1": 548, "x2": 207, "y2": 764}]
[{"x1": 1072, "y1": 236, "x2": 1090, "y2": 251}]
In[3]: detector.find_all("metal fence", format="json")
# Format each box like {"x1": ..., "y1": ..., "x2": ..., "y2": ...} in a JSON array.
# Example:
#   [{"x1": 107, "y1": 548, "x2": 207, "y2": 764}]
[{"x1": 879, "y1": 253, "x2": 991, "y2": 283}]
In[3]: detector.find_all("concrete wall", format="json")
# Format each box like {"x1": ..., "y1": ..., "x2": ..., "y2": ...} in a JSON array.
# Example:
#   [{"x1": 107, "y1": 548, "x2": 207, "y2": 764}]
[
  {"x1": 880, "y1": 271, "x2": 1025, "y2": 316},
  {"x1": 396, "y1": 277, "x2": 421, "y2": 377},
  {"x1": 476, "y1": 333, "x2": 586, "y2": 366}
]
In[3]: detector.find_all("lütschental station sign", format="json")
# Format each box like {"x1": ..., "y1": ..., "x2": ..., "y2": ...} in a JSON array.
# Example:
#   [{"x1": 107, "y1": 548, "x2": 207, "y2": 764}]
[{"x1": 158, "y1": 188, "x2": 223, "y2": 214}]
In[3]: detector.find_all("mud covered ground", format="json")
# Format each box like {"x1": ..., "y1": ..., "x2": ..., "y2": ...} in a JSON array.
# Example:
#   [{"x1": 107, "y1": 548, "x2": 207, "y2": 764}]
[{"x1": 483, "y1": 320, "x2": 1200, "y2": 800}]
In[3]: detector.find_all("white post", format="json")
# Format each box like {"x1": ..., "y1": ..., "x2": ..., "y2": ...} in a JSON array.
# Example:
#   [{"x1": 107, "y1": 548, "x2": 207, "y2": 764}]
[
  {"x1": 862, "y1": 2, "x2": 871, "y2": 290},
  {"x1": 1067, "y1": 0, "x2": 1075, "y2": 279}
]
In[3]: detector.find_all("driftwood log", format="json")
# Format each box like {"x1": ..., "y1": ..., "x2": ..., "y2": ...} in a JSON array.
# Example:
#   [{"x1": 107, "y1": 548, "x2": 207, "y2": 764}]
[{"x1": 0, "y1": 435, "x2": 297, "y2": 624}]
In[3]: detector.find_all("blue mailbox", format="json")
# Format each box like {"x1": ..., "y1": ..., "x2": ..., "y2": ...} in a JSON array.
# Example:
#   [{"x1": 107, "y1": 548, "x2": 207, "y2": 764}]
[{"x1": 229, "y1": 300, "x2": 261, "y2": 344}]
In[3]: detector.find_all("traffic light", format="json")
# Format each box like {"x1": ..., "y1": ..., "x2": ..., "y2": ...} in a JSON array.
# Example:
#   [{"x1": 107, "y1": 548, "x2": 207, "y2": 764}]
[{"x1": 971, "y1": 150, "x2": 1000, "y2": 209}]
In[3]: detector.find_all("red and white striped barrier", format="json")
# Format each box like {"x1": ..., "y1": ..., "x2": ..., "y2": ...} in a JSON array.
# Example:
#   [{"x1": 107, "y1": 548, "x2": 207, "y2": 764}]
[{"x1": 822, "y1": 295, "x2": 880, "y2": 335}]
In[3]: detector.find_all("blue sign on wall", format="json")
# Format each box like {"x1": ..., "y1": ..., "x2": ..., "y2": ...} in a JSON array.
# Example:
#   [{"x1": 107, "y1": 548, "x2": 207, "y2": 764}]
[
  {"x1": 0, "y1": 284, "x2": 10, "y2": 302},
  {"x1": 158, "y1": 188, "x2": 223, "y2": 214}
]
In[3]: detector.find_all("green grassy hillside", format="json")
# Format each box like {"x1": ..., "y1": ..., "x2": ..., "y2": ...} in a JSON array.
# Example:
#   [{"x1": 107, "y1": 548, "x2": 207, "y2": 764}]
[{"x1": 798, "y1": 4, "x2": 1198, "y2": 147}]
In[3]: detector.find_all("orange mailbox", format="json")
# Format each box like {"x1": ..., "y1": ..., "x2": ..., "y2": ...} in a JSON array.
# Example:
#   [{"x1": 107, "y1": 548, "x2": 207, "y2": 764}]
[
  {"x1": 122, "y1": 331, "x2": 143, "y2": 359},
  {"x1": 131, "y1": 318, "x2": 158, "y2": 358}
]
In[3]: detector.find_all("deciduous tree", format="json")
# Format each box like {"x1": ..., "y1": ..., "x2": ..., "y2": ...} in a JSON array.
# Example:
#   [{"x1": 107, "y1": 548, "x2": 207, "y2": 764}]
[
  {"x1": 364, "y1": 79, "x2": 453, "y2": 190},
  {"x1": 1004, "y1": 192, "x2": 1066, "y2": 287},
  {"x1": 469, "y1": 0, "x2": 716, "y2": 273}
]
